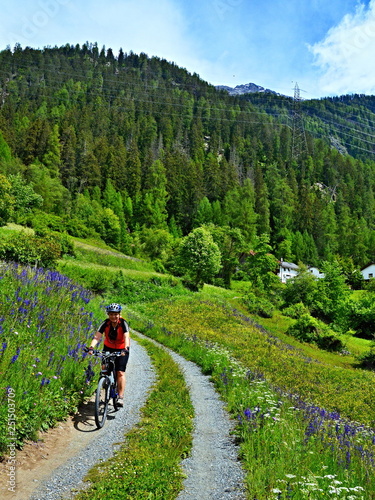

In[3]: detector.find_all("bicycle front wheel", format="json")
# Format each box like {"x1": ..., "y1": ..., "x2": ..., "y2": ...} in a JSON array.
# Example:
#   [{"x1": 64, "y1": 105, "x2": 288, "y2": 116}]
[
  {"x1": 111, "y1": 384, "x2": 118, "y2": 411},
  {"x1": 95, "y1": 376, "x2": 109, "y2": 428}
]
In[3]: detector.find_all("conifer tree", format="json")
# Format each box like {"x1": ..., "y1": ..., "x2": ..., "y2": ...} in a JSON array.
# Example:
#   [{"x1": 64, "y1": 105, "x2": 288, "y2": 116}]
[
  {"x1": 140, "y1": 159, "x2": 168, "y2": 229},
  {"x1": 124, "y1": 139, "x2": 142, "y2": 202},
  {"x1": 43, "y1": 124, "x2": 61, "y2": 177},
  {"x1": 254, "y1": 163, "x2": 270, "y2": 236},
  {"x1": 223, "y1": 179, "x2": 257, "y2": 246},
  {"x1": 0, "y1": 130, "x2": 12, "y2": 165},
  {"x1": 203, "y1": 152, "x2": 221, "y2": 201},
  {"x1": 193, "y1": 197, "x2": 213, "y2": 227}
]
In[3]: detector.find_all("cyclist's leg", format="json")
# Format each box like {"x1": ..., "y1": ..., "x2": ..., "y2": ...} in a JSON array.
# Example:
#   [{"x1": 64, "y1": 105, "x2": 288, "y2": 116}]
[
  {"x1": 116, "y1": 370, "x2": 126, "y2": 398},
  {"x1": 115, "y1": 352, "x2": 129, "y2": 399}
]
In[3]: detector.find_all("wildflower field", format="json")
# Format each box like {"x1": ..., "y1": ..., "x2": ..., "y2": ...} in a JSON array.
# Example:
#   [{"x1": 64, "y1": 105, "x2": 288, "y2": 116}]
[
  {"x1": 127, "y1": 295, "x2": 375, "y2": 499},
  {"x1": 0, "y1": 262, "x2": 100, "y2": 454}
]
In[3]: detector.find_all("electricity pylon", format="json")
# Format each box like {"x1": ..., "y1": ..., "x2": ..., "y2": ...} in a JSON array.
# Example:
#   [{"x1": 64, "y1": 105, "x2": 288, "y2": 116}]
[{"x1": 291, "y1": 82, "x2": 308, "y2": 160}]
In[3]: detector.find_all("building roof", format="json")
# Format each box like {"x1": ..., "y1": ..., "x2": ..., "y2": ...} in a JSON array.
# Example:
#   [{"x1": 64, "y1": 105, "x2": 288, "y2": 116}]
[{"x1": 279, "y1": 261, "x2": 299, "y2": 270}]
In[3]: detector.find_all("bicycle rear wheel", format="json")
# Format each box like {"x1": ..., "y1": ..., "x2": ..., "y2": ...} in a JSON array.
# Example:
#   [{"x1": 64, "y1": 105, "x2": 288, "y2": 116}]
[{"x1": 95, "y1": 376, "x2": 109, "y2": 428}]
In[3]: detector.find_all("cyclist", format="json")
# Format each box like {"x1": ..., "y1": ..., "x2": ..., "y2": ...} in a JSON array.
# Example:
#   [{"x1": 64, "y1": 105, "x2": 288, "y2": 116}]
[{"x1": 88, "y1": 303, "x2": 130, "y2": 407}]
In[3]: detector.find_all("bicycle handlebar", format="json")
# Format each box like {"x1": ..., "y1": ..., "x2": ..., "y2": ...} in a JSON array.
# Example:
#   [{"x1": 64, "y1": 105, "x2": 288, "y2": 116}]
[{"x1": 83, "y1": 347, "x2": 128, "y2": 357}]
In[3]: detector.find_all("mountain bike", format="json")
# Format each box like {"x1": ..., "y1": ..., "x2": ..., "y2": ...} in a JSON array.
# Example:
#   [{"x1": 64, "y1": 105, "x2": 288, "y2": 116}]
[{"x1": 85, "y1": 348, "x2": 124, "y2": 428}]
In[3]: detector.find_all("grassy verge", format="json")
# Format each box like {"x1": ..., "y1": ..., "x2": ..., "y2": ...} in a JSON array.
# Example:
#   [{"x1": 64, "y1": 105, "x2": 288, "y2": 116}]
[{"x1": 75, "y1": 334, "x2": 193, "y2": 500}]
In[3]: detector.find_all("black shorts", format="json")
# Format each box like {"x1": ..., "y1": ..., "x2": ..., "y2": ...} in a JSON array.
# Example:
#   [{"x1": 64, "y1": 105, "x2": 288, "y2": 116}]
[{"x1": 102, "y1": 346, "x2": 129, "y2": 372}]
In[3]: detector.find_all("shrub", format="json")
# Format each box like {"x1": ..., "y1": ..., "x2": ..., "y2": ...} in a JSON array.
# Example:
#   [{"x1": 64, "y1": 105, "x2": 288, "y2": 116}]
[
  {"x1": 356, "y1": 348, "x2": 375, "y2": 370},
  {"x1": 282, "y1": 266, "x2": 318, "y2": 309},
  {"x1": 283, "y1": 302, "x2": 310, "y2": 319},
  {"x1": 0, "y1": 231, "x2": 61, "y2": 268},
  {"x1": 54, "y1": 232, "x2": 75, "y2": 257},
  {"x1": 27, "y1": 211, "x2": 65, "y2": 233},
  {"x1": 63, "y1": 217, "x2": 91, "y2": 238},
  {"x1": 365, "y1": 278, "x2": 375, "y2": 292},
  {"x1": 244, "y1": 291, "x2": 274, "y2": 318},
  {"x1": 151, "y1": 259, "x2": 166, "y2": 274},
  {"x1": 337, "y1": 294, "x2": 375, "y2": 339},
  {"x1": 0, "y1": 174, "x2": 14, "y2": 224},
  {"x1": 287, "y1": 314, "x2": 344, "y2": 352}
]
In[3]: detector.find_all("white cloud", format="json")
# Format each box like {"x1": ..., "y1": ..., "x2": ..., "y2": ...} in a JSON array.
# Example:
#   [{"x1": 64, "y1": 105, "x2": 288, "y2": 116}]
[{"x1": 310, "y1": 0, "x2": 375, "y2": 95}]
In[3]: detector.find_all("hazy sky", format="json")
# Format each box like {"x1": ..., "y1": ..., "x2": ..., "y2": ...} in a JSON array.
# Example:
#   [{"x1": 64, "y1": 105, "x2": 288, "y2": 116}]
[{"x1": 1, "y1": 0, "x2": 375, "y2": 98}]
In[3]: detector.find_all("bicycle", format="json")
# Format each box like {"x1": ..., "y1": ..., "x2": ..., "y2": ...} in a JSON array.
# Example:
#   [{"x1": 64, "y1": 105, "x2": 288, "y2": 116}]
[{"x1": 84, "y1": 348, "x2": 125, "y2": 428}]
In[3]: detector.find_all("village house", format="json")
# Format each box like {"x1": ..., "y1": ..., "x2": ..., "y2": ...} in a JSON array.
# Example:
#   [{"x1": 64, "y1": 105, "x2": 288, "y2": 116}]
[
  {"x1": 278, "y1": 261, "x2": 324, "y2": 283},
  {"x1": 278, "y1": 260, "x2": 299, "y2": 283},
  {"x1": 360, "y1": 263, "x2": 375, "y2": 281},
  {"x1": 308, "y1": 266, "x2": 325, "y2": 279}
]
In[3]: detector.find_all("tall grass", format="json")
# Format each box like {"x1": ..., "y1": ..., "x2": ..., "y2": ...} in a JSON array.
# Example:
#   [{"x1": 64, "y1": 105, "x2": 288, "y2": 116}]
[
  {"x1": 72, "y1": 244, "x2": 155, "y2": 272},
  {"x1": 58, "y1": 260, "x2": 190, "y2": 302},
  {"x1": 0, "y1": 262, "x2": 101, "y2": 455}
]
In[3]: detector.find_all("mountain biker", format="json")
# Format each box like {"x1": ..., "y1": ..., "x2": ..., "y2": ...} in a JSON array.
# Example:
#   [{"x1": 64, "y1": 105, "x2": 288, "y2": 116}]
[{"x1": 88, "y1": 303, "x2": 130, "y2": 407}]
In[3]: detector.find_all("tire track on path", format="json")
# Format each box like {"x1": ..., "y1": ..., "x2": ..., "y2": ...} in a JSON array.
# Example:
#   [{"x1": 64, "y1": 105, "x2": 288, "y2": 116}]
[{"x1": 134, "y1": 331, "x2": 247, "y2": 500}]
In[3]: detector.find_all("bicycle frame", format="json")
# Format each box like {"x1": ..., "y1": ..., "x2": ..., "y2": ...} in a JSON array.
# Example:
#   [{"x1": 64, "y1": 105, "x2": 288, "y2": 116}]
[{"x1": 87, "y1": 349, "x2": 124, "y2": 429}]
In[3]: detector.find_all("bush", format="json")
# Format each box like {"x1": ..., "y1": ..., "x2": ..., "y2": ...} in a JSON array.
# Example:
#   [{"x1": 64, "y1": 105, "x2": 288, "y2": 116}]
[
  {"x1": 0, "y1": 231, "x2": 62, "y2": 268},
  {"x1": 28, "y1": 211, "x2": 65, "y2": 233},
  {"x1": 337, "y1": 294, "x2": 375, "y2": 339},
  {"x1": 283, "y1": 302, "x2": 310, "y2": 319},
  {"x1": 287, "y1": 314, "x2": 344, "y2": 352},
  {"x1": 357, "y1": 348, "x2": 375, "y2": 370},
  {"x1": 63, "y1": 217, "x2": 91, "y2": 238},
  {"x1": 151, "y1": 259, "x2": 167, "y2": 274},
  {"x1": 244, "y1": 291, "x2": 274, "y2": 318},
  {"x1": 365, "y1": 278, "x2": 375, "y2": 292}
]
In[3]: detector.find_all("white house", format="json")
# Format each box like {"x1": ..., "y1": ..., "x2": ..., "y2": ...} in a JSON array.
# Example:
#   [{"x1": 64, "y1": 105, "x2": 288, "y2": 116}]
[
  {"x1": 308, "y1": 267, "x2": 325, "y2": 279},
  {"x1": 278, "y1": 261, "x2": 325, "y2": 283},
  {"x1": 361, "y1": 263, "x2": 375, "y2": 280},
  {"x1": 278, "y1": 260, "x2": 299, "y2": 283}
]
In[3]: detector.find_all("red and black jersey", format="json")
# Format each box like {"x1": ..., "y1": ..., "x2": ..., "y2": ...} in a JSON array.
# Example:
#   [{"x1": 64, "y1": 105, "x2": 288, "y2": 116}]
[{"x1": 98, "y1": 317, "x2": 129, "y2": 350}]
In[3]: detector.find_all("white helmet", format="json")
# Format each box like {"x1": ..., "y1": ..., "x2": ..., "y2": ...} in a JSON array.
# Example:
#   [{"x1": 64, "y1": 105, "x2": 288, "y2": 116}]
[{"x1": 106, "y1": 303, "x2": 122, "y2": 313}]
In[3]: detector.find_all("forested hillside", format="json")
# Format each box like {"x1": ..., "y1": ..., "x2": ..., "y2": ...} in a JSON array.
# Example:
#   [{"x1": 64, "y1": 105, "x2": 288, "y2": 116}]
[{"x1": 1, "y1": 42, "x2": 375, "y2": 270}]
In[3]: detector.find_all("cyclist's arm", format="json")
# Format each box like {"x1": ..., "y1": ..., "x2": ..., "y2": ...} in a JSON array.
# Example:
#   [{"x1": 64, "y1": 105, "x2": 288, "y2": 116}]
[
  {"x1": 124, "y1": 329, "x2": 130, "y2": 351},
  {"x1": 89, "y1": 331, "x2": 103, "y2": 350}
]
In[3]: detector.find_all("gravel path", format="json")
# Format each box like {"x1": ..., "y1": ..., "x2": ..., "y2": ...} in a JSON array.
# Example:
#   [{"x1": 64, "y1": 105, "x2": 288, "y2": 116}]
[
  {"x1": 171, "y1": 354, "x2": 246, "y2": 499},
  {"x1": 27, "y1": 334, "x2": 247, "y2": 499},
  {"x1": 135, "y1": 332, "x2": 247, "y2": 500}
]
